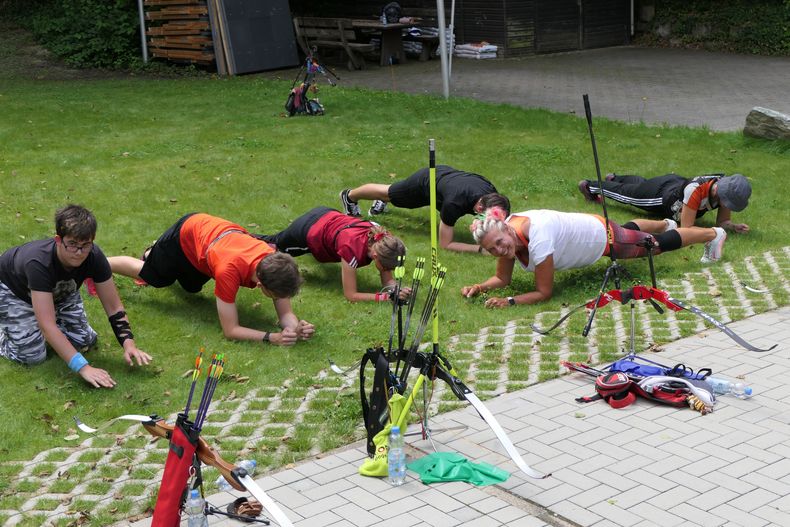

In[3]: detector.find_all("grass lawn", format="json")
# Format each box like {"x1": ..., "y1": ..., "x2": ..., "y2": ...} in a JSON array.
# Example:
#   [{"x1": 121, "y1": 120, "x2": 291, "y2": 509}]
[{"x1": 0, "y1": 65, "x2": 788, "y2": 524}]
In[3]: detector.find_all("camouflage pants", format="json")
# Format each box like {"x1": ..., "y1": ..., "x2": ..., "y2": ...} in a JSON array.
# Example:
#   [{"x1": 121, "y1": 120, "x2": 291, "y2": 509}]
[{"x1": 0, "y1": 281, "x2": 97, "y2": 365}]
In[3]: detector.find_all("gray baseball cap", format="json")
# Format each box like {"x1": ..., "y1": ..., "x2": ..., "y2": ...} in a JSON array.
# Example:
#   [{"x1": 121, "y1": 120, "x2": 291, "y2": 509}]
[{"x1": 716, "y1": 174, "x2": 751, "y2": 212}]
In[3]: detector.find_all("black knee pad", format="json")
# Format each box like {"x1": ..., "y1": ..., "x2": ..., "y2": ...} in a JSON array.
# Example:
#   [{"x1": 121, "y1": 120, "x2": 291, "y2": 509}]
[
  {"x1": 622, "y1": 221, "x2": 640, "y2": 231},
  {"x1": 655, "y1": 230, "x2": 682, "y2": 252}
]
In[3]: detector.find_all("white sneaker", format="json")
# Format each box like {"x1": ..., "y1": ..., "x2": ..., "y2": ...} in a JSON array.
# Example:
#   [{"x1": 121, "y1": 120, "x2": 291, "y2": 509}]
[
  {"x1": 368, "y1": 200, "x2": 387, "y2": 216},
  {"x1": 663, "y1": 218, "x2": 678, "y2": 232},
  {"x1": 700, "y1": 227, "x2": 726, "y2": 263}
]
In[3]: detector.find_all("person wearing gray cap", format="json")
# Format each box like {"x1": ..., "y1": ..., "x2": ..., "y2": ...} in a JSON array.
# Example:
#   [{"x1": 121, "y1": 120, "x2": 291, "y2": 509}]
[{"x1": 578, "y1": 173, "x2": 751, "y2": 233}]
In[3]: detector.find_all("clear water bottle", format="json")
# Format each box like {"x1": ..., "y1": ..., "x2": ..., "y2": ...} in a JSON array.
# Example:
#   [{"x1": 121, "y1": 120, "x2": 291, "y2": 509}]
[
  {"x1": 380, "y1": 13, "x2": 388, "y2": 25},
  {"x1": 706, "y1": 376, "x2": 733, "y2": 395},
  {"x1": 732, "y1": 382, "x2": 753, "y2": 399},
  {"x1": 388, "y1": 425, "x2": 406, "y2": 486},
  {"x1": 184, "y1": 489, "x2": 208, "y2": 527},
  {"x1": 216, "y1": 459, "x2": 256, "y2": 491}
]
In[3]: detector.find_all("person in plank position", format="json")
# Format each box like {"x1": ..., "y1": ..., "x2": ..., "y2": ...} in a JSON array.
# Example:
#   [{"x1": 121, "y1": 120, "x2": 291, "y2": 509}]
[
  {"x1": 108, "y1": 213, "x2": 314, "y2": 346},
  {"x1": 462, "y1": 207, "x2": 727, "y2": 308}
]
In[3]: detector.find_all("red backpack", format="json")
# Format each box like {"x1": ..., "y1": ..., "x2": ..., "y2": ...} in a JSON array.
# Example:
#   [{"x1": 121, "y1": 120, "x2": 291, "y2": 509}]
[{"x1": 577, "y1": 372, "x2": 688, "y2": 409}]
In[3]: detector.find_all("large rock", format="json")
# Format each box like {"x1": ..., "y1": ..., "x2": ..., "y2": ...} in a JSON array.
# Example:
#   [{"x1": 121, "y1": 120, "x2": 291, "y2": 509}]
[{"x1": 744, "y1": 107, "x2": 790, "y2": 141}]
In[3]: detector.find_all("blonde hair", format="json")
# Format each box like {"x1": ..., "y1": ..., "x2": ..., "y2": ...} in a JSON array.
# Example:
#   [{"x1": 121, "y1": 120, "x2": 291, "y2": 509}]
[
  {"x1": 368, "y1": 225, "x2": 406, "y2": 270},
  {"x1": 469, "y1": 207, "x2": 511, "y2": 244}
]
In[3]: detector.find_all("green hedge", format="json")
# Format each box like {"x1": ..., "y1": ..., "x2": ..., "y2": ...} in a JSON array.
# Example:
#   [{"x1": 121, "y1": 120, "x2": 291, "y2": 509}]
[
  {"x1": 1, "y1": 0, "x2": 141, "y2": 68},
  {"x1": 646, "y1": 0, "x2": 790, "y2": 55}
]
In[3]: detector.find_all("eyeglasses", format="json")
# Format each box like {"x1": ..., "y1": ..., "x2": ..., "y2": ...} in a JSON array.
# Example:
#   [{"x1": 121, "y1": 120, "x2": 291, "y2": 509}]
[{"x1": 62, "y1": 241, "x2": 93, "y2": 254}]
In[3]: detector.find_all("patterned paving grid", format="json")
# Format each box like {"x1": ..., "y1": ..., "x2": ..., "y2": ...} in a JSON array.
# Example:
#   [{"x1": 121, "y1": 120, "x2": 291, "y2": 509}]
[{"x1": 0, "y1": 248, "x2": 787, "y2": 526}]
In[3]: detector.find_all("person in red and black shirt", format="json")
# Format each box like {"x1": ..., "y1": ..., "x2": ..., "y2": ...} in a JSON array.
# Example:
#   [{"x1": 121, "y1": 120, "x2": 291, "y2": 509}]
[
  {"x1": 339, "y1": 166, "x2": 510, "y2": 253},
  {"x1": 258, "y1": 207, "x2": 407, "y2": 303},
  {"x1": 108, "y1": 213, "x2": 314, "y2": 347},
  {"x1": 579, "y1": 173, "x2": 751, "y2": 233}
]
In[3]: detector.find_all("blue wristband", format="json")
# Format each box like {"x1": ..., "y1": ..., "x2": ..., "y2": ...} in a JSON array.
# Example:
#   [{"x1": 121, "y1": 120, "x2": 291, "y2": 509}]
[{"x1": 68, "y1": 352, "x2": 89, "y2": 373}]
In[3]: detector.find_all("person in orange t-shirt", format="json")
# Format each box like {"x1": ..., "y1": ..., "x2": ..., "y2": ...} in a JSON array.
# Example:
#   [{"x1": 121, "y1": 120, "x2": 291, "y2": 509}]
[{"x1": 108, "y1": 213, "x2": 314, "y2": 346}]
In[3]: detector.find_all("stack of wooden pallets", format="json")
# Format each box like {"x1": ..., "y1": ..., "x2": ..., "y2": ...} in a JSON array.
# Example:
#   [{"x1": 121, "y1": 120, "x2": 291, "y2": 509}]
[{"x1": 145, "y1": 0, "x2": 216, "y2": 65}]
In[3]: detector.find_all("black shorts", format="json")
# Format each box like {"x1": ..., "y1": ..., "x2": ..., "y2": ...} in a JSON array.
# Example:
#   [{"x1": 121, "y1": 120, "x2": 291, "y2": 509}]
[
  {"x1": 139, "y1": 213, "x2": 211, "y2": 293},
  {"x1": 388, "y1": 168, "x2": 432, "y2": 209},
  {"x1": 262, "y1": 206, "x2": 334, "y2": 257}
]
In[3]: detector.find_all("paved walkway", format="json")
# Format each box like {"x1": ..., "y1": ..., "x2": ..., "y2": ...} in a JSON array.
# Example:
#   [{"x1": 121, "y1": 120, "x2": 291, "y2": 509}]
[
  {"x1": 266, "y1": 46, "x2": 790, "y2": 131},
  {"x1": 123, "y1": 306, "x2": 789, "y2": 527}
]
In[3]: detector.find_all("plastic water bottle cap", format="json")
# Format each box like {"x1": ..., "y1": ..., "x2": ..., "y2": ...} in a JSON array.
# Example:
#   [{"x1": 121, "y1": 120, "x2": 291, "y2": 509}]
[
  {"x1": 744, "y1": 387, "x2": 753, "y2": 396},
  {"x1": 190, "y1": 489, "x2": 199, "y2": 499},
  {"x1": 391, "y1": 425, "x2": 400, "y2": 434}
]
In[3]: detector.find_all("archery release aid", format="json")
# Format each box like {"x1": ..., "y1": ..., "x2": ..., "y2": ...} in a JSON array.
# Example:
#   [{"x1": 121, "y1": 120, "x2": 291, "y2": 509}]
[{"x1": 388, "y1": 426, "x2": 406, "y2": 485}]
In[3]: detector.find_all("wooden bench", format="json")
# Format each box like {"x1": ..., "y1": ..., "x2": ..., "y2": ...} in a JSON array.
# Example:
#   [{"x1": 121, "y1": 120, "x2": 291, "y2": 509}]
[{"x1": 293, "y1": 17, "x2": 375, "y2": 70}]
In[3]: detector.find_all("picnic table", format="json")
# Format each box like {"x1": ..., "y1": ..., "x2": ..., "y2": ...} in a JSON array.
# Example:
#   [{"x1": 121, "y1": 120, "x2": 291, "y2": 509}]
[{"x1": 348, "y1": 19, "x2": 410, "y2": 66}]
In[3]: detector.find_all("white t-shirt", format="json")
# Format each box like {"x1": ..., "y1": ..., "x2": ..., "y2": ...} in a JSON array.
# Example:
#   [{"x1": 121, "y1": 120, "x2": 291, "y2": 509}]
[{"x1": 508, "y1": 210, "x2": 607, "y2": 272}]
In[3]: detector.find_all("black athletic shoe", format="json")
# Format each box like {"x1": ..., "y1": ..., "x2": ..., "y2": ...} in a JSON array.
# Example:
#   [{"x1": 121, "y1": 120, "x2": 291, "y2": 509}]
[
  {"x1": 340, "y1": 189, "x2": 361, "y2": 217},
  {"x1": 368, "y1": 200, "x2": 387, "y2": 216}
]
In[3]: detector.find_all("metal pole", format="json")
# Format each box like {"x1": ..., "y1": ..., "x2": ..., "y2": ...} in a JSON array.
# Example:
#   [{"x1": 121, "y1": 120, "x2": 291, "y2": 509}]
[
  {"x1": 435, "y1": 0, "x2": 450, "y2": 99},
  {"x1": 447, "y1": 0, "x2": 456, "y2": 80},
  {"x1": 137, "y1": 0, "x2": 149, "y2": 63}
]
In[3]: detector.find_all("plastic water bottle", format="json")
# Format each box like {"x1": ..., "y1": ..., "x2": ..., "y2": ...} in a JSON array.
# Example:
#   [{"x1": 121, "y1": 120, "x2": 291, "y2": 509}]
[
  {"x1": 706, "y1": 376, "x2": 733, "y2": 395},
  {"x1": 380, "y1": 13, "x2": 387, "y2": 25},
  {"x1": 216, "y1": 459, "x2": 256, "y2": 491},
  {"x1": 388, "y1": 426, "x2": 406, "y2": 486},
  {"x1": 184, "y1": 489, "x2": 208, "y2": 527},
  {"x1": 732, "y1": 382, "x2": 754, "y2": 399}
]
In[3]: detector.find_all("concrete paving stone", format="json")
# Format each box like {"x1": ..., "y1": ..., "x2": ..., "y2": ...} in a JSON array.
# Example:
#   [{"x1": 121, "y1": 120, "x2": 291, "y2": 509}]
[
  {"x1": 731, "y1": 442, "x2": 784, "y2": 465},
  {"x1": 333, "y1": 445, "x2": 369, "y2": 464},
  {"x1": 627, "y1": 502, "x2": 686, "y2": 526},
  {"x1": 310, "y1": 465, "x2": 358, "y2": 486},
  {"x1": 572, "y1": 425, "x2": 627, "y2": 447},
  {"x1": 588, "y1": 501, "x2": 645, "y2": 527},
  {"x1": 754, "y1": 457, "x2": 790, "y2": 479},
  {"x1": 617, "y1": 442, "x2": 677, "y2": 463},
  {"x1": 531, "y1": 482, "x2": 584, "y2": 507},
  {"x1": 288, "y1": 477, "x2": 321, "y2": 493},
  {"x1": 338, "y1": 486, "x2": 388, "y2": 510},
  {"x1": 681, "y1": 428, "x2": 731, "y2": 449},
  {"x1": 741, "y1": 471, "x2": 790, "y2": 496},
  {"x1": 302, "y1": 477, "x2": 356, "y2": 501},
  {"x1": 679, "y1": 455, "x2": 733, "y2": 478},
  {"x1": 569, "y1": 484, "x2": 621, "y2": 509},
  {"x1": 685, "y1": 486, "x2": 740, "y2": 511},
  {"x1": 294, "y1": 459, "x2": 335, "y2": 478},
  {"x1": 550, "y1": 499, "x2": 604, "y2": 526},
  {"x1": 533, "y1": 401, "x2": 587, "y2": 421},
  {"x1": 267, "y1": 485, "x2": 314, "y2": 509},
  {"x1": 409, "y1": 504, "x2": 462, "y2": 527},
  {"x1": 412, "y1": 487, "x2": 467, "y2": 513},
  {"x1": 718, "y1": 456, "x2": 769, "y2": 479},
  {"x1": 325, "y1": 521, "x2": 355, "y2": 527},
  {"x1": 603, "y1": 485, "x2": 662, "y2": 509},
  {"x1": 667, "y1": 503, "x2": 727, "y2": 527},
  {"x1": 488, "y1": 504, "x2": 529, "y2": 524},
  {"x1": 618, "y1": 414, "x2": 670, "y2": 435},
  {"x1": 505, "y1": 515, "x2": 550, "y2": 527},
  {"x1": 448, "y1": 504, "x2": 484, "y2": 523},
  {"x1": 369, "y1": 514, "x2": 422, "y2": 527},
  {"x1": 332, "y1": 502, "x2": 383, "y2": 527},
  {"x1": 707, "y1": 503, "x2": 770, "y2": 527},
  {"x1": 726, "y1": 488, "x2": 781, "y2": 513},
  {"x1": 655, "y1": 442, "x2": 712, "y2": 464},
  {"x1": 377, "y1": 495, "x2": 425, "y2": 518},
  {"x1": 292, "y1": 493, "x2": 350, "y2": 518},
  {"x1": 315, "y1": 452, "x2": 358, "y2": 470},
  {"x1": 294, "y1": 509, "x2": 342, "y2": 526},
  {"x1": 661, "y1": 468, "x2": 720, "y2": 494},
  {"x1": 751, "y1": 504, "x2": 790, "y2": 526},
  {"x1": 645, "y1": 485, "x2": 701, "y2": 510},
  {"x1": 547, "y1": 466, "x2": 599, "y2": 491},
  {"x1": 575, "y1": 453, "x2": 627, "y2": 476},
  {"x1": 536, "y1": 412, "x2": 601, "y2": 434},
  {"x1": 700, "y1": 470, "x2": 757, "y2": 495},
  {"x1": 270, "y1": 469, "x2": 306, "y2": 486},
  {"x1": 585, "y1": 467, "x2": 640, "y2": 493},
  {"x1": 468, "y1": 495, "x2": 510, "y2": 514}
]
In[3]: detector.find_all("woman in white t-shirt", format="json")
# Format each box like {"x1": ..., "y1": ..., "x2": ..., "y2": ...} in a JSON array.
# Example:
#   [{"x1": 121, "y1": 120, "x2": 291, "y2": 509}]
[{"x1": 461, "y1": 207, "x2": 725, "y2": 308}]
